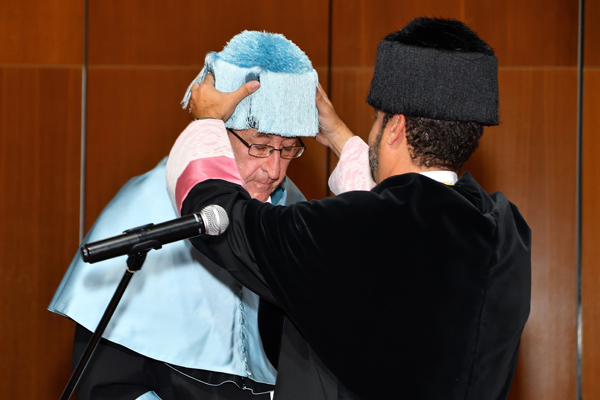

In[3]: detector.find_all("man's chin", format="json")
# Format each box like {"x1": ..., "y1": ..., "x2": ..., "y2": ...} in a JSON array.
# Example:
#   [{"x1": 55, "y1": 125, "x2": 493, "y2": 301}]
[
  {"x1": 247, "y1": 186, "x2": 276, "y2": 202},
  {"x1": 252, "y1": 194, "x2": 270, "y2": 202}
]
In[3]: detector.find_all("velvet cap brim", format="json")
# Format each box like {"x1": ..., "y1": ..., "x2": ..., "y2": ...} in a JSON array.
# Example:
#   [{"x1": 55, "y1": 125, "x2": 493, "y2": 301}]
[
  {"x1": 367, "y1": 40, "x2": 499, "y2": 126},
  {"x1": 182, "y1": 31, "x2": 319, "y2": 137}
]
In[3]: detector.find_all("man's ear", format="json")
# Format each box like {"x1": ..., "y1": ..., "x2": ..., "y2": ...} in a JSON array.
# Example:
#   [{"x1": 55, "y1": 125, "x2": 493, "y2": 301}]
[{"x1": 387, "y1": 114, "x2": 406, "y2": 148}]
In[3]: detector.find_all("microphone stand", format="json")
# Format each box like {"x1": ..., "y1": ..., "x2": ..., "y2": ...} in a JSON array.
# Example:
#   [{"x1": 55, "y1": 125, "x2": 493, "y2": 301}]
[{"x1": 59, "y1": 239, "x2": 162, "y2": 400}]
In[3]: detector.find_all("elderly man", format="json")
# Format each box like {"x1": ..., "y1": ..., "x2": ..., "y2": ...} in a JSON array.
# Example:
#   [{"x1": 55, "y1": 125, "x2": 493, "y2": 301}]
[
  {"x1": 166, "y1": 18, "x2": 532, "y2": 400},
  {"x1": 49, "y1": 31, "x2": 317, "y2": 400}
]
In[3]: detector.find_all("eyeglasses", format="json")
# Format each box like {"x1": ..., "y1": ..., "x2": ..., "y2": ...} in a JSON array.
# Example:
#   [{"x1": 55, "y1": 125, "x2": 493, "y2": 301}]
[{"x1": 227, "y1": 128, "x2": 305, "y2": 159}]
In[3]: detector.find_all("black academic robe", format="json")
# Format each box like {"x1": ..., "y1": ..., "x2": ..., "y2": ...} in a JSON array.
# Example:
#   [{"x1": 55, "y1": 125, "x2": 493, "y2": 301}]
[{"x1": 183, "y1": 172, "x2": 532, "y2": 400}]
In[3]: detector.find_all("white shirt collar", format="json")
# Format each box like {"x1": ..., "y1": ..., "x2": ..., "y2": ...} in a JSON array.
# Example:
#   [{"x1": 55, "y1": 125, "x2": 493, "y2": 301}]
[{"x1": 419, "y1": 170, "x2": 458, "y2": 185}]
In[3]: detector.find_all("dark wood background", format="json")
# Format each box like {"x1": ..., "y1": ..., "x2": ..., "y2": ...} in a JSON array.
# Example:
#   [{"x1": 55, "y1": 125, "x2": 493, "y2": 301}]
[{"x1": 1, "y1": 0, "x2": 596, "y2": 398}]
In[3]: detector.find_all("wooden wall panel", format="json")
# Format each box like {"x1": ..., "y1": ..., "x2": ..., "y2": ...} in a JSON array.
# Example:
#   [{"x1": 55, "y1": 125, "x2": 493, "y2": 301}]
[
  {"x1": 0, "y1": 67, "x2": 82, "y2": 398},
  {"x1": 84, "y1": 68, "x2": 195, "y2": 230},
  {"x1": 464, "y1": 0, "x2": 578, "y2": 66},
  {"x1": 87, "y1": 0, "x2": 329, "y2": 67},
  {"x1": 583, "y1": 0, "x2": 600, "y2": 67},
  {"x1": 331, "y1": 0, "x2": 462, "y2": 67},
  {"x1": 583, "y1": 0, "x2": 600, "y2": 396},
  {"x1": 0, "y1": 0, "x2": 84, "y2": 64},
  {"x1": 464, "y1": 69, "x2": 578, "y2": 400},
  {"x1": 582, "y1": 70, "x2": 600, "y2": 400},
  {"x1": 329, "y1": 68, "x2": 375, "y2": 143},
  {"x1": 462, "y1": 2, "x2": 579, "y2": 399}
]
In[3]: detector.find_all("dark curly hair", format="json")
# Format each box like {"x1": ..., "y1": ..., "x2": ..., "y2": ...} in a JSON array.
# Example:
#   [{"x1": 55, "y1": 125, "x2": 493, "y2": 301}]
[{"x1": 382, "y1": 112, "x2": 483, "y2": 171}]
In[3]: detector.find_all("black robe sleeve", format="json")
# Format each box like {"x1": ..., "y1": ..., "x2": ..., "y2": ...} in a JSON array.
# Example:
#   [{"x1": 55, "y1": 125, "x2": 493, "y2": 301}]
[
  {"x1": 182, "y1": 173, "x2": 531, "y2": 400},
  {"x1": 182, "y1": 179, "x2": 277, "y2": 304}
]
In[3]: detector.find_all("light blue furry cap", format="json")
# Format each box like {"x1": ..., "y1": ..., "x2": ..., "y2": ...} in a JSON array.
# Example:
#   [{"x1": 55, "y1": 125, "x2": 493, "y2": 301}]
[{"x1": 182, "y1": 31, "x2": 319, "y2": 137}]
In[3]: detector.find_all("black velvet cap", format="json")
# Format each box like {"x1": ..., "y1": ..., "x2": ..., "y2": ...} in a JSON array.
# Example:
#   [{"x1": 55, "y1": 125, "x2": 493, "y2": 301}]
[{"x1": 367, "y1": 19, "x2": 499, "y2": 126}]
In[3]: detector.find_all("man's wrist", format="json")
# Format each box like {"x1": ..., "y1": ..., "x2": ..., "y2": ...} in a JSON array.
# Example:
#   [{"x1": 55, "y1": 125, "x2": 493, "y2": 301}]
[{"x1": 329, "y1": 126, "x2": 355, "y2": 158}]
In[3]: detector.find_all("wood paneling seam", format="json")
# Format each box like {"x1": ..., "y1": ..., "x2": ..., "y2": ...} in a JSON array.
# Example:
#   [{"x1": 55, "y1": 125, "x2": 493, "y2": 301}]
[{"x1": 576, "y1": 0, "x2": 585, "y2": 399}]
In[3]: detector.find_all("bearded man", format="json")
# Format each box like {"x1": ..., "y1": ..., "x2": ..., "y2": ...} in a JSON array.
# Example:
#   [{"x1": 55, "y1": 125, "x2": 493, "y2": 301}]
[{"x1": 166, "y1": 18, "x2": 532, "y2": 400}]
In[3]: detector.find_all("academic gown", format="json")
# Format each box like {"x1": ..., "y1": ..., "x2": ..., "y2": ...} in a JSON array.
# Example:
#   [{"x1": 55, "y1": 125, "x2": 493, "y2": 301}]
[
  {"x1": 164, "y1": 120, "x2": 531, "y2": 400},
  {"x1": 178, "y1": 171, "x2": 532, "y2": 400},
  {"x1": 49, "y1": 158, "x2": 307, "y2": 399}
]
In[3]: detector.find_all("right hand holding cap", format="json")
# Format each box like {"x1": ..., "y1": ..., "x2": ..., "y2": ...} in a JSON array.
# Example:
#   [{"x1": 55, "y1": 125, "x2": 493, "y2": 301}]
[{"x1": 189, "y1": 73, "x2": 260, "y2": 122}]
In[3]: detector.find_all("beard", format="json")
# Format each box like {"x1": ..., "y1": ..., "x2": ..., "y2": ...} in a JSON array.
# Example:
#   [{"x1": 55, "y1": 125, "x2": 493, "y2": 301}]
[{"x1": 368, "y1": 126, "x2": 385, "y2": 182}]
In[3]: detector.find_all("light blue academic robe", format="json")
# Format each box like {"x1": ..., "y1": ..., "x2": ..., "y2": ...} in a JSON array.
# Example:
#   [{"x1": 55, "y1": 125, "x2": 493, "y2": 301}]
[{"x1": 49, "y1": 158, "x2": 306, "y2": 392}]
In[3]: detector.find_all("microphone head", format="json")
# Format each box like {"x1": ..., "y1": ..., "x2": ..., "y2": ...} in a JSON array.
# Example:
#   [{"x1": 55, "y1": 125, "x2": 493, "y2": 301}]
[{"x1": 200, "y1": 205, "x2": 230, "y2": 235}]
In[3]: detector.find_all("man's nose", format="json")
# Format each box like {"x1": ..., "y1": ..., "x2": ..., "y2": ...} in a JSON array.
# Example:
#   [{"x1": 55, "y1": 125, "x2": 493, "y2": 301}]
[{"x1": 262, "y1": 151, "x2": 281, "y2": 179}]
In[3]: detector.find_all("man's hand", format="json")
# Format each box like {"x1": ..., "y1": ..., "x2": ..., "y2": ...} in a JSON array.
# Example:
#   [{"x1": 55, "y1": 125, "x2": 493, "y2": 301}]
[
  {"x1": 189, "y1": 73, "x2": 260, "y2": 121},
  {"x1": 315, "y1": 84, "x2": 355, "y2": 157}
]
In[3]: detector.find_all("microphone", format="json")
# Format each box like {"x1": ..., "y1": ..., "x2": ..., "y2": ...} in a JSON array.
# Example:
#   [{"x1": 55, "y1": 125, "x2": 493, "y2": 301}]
[{"x1": 80, "y1": 205, "x2": 229, "y2": 264}]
